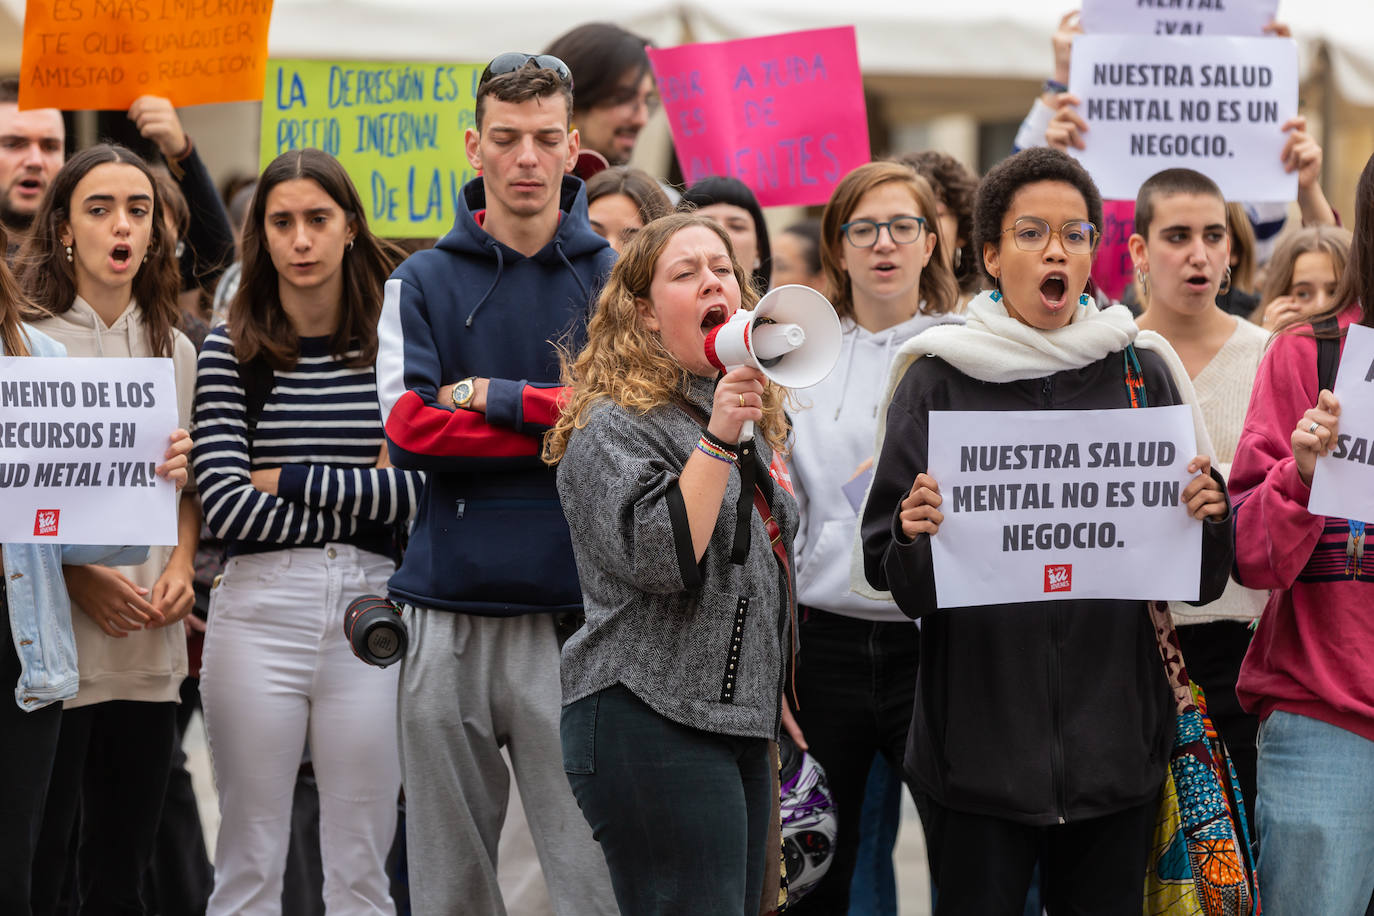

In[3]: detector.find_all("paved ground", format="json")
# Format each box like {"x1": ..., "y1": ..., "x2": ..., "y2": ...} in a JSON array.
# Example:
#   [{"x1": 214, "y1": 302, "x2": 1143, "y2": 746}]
[{"x1": 184, "y1": 714, "x2": 934, "y2": 915}]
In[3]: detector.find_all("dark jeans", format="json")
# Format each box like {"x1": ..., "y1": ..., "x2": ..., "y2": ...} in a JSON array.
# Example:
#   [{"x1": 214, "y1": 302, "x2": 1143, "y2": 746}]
[
  {"x1": 0, "y1": 595, "x2": 64, "y2": 916},
  {"x1": 562, "y1": 684, "x2": 773, "y2": 916},
  {"x1": 788, "y1": 608, "x2": 921, "y2": 915},
  {"x1": 926, "y1": 797, "x2": 1155, "y2": 916},
  {"x1": 142, "y1": 676, "x2": 213, "y2": 916},
  {"x1": 1174, "y1": 619, "x2": 1259, "y2": 827},
  {"x1": 847, "y1": 756, "x2": 902, "y2": 916},
  {"x1": 31, "y1": 698, "x2": 177, "y2": 916}
]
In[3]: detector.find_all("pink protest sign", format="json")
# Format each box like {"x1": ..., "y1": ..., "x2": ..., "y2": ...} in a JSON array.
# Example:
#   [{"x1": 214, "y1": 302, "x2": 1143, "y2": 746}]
[{"x1": 647, "y1": 27, "x2": 870, "y2": 208}]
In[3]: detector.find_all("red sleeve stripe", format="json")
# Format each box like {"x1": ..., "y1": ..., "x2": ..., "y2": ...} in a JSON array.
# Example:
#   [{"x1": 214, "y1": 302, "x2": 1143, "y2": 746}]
[
  {"x1": 521, "y1": 386, "x2": 572, "y2": 429},
  {"x1": 386, "y1": 390, "x2": 539, "y2": 458}
]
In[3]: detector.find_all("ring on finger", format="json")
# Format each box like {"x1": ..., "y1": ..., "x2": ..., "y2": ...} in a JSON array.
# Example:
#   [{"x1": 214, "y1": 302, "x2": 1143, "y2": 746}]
[
  {"x1": 1308, "y1": 421, "x2": 1321, "y2": 434},
  {"x1": 739, "y1": 393, "x2": 746, "y2": 408}
]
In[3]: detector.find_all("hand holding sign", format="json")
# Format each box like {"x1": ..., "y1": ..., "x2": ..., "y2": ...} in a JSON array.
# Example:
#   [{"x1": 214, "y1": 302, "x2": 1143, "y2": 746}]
[
  {"x1": 899, "y1": 473, "x2": 943, "y2": 539},
  {"x1": 1297, "y1": 389, "x2": 1342, "y2": 486},
  {"x1": 1181, "y1": 455, "x2": 1228, "y2": 520}
]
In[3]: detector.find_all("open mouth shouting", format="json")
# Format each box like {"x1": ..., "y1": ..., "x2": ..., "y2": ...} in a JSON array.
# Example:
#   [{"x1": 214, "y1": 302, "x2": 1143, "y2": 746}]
[
  {"x1": 108, "y1": 243, "x2": 133, "y2": 272},
  {"x1": 1039, "y1": 271, "x2": 1068, "y2": 310},
  {"x1": 700, "y1": 303, "x2": 729, "y2": 333},
  {"x1": 1184, "y1": 272, "x2": 1212, "y2": 293}
]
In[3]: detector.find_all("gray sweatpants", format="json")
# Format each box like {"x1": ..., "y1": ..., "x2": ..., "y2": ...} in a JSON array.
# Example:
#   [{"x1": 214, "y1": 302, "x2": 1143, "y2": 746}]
[{"x1": 397, "y1": 607, "x2": 616, "y2": 916}]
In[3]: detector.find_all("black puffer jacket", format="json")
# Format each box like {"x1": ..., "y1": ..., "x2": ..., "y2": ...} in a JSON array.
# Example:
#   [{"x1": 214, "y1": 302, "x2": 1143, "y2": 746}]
[{"x1": 861, "y1": 348, "x2": 1233, "y2": 825}]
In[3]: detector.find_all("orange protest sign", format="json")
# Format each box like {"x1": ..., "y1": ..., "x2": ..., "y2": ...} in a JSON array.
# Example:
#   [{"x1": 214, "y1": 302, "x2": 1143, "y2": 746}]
[{"x1": 19, "y1": 0, "x2": 273, "y2": 111}]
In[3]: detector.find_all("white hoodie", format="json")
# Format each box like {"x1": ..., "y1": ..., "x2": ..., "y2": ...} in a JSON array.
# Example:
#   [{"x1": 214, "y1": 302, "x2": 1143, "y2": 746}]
[
  {"x1": 29, "y1": 297, "x2": 196, "y2": 708},
  {"x1": 790, "y1": 309, "x2": 963, "y2": 621}
]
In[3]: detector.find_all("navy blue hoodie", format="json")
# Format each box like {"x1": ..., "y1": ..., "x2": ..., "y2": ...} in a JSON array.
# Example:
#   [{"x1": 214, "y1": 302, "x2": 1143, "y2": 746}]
[{"x1": 377, "y1": 174, "x2": 615, "y2": 614}]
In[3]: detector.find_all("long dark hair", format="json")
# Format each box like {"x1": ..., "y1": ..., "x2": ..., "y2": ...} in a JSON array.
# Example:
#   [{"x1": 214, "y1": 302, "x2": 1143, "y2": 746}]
[
  {"x1": 1, "y1": 224, "x2": 34, "y2": 356},
  {"x1": 17, "y1": 144, "x2": 180, "y2": 358},
  {"x1": 229, "y1": 149, "x2": 400, "y2": 370},
  {"x1": 1332, "y1": 152, "x2": 1374, "y2": 329}
]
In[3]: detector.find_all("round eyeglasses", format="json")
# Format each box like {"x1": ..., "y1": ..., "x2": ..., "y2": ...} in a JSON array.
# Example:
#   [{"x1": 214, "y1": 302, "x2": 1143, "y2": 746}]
[
  {"x1": 1001, "y1": 217, "x2": 1098, "y2": 255},
  {"x1": 479, "y1": 53, "x2": 574, "y2": 92},
  {"x1": 839, "y1": 216, "x2": 927, "y2": 249}
]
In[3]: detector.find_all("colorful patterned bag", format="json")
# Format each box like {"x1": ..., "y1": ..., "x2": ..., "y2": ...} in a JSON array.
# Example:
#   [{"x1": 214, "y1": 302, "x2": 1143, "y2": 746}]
[{"x1": 1145, "y1": 601, "x2": 1261, "y2": 915}]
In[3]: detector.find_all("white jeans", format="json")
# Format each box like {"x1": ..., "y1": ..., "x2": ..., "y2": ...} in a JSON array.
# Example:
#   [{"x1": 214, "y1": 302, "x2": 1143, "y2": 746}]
[{"x1": 201, "y1": 544, "x2": 400, "y2": 916}]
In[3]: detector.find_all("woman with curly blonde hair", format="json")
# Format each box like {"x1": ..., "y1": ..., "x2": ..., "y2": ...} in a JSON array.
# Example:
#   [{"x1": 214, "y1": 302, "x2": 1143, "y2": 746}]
[{"x1": 547, "y1": 212, "x2": 797, "y2": 916}]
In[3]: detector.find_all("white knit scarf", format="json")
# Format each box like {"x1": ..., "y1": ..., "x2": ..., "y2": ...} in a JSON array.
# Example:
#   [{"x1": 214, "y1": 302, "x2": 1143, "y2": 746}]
[{"x1": 850, "y1": 289, "x2": 1215, "y2": 600}]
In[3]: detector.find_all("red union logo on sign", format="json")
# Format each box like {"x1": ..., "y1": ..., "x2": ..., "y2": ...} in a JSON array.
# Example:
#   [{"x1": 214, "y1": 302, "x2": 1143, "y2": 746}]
[
  {"x1": 33, "y1": 509, "x2": 60, "y2": 537},
  {"x1": 1044, "y1": 564, "x2": 1072, "y2": 592}
]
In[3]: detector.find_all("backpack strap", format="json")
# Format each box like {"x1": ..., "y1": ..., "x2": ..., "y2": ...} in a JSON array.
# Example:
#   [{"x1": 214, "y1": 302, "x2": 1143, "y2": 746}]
[
  {"x1": 1312, "y1": 316, "x2": 1340, "y2": 393},
  {"x1": 236, "y1": 354, "x2": 275, "y2": 458}
]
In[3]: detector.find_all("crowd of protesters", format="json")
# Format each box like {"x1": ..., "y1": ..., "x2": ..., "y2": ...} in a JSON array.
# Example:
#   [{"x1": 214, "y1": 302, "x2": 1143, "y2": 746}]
[{"x1": 2, "y1": 12, "x2": 1373, "y2": 916}]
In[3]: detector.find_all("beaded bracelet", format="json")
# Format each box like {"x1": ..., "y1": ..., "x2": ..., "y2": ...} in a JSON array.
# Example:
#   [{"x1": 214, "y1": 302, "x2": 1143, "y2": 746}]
[
  {"x1": 696, "y1": 436, "x2": 737, "y2": 463},
  {"x1": 700, "y1": 429, "x2": 739, "y2": 453}
]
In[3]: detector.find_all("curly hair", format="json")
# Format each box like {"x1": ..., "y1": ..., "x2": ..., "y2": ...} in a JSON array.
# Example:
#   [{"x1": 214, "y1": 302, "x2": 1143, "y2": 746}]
[
  {"x1": 820, "y1": 162, "x2": 959, "y2": 320},
  {"x1": 973, "y1": 147, "x2": 1104, "y2": 284},
  {"x1": 544, "y1": 212, "x2": 788, "y2": 464},
  {"x1": 899, "y1": 150, "x2": 980, "y2": 294}
]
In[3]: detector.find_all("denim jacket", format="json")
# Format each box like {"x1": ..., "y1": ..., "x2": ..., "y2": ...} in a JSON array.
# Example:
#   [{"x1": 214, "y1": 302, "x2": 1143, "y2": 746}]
[{"x1": 3, "y1": 325, "x2": 149, "y2": 711}]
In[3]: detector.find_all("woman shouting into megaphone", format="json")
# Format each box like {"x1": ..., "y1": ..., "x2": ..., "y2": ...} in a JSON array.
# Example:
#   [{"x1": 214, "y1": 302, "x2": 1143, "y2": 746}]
[{"x1": 544, "y1": 212, "x2": 797, "y2": 916}]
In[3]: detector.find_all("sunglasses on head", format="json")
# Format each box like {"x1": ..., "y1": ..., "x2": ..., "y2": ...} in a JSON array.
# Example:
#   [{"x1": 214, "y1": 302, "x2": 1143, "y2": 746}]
[{"x1": 479, "y1": 53, "x2": 574, "y2": 92}]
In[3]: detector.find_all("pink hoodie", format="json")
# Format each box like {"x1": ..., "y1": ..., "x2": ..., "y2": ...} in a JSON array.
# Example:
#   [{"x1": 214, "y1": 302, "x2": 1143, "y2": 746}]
[{"x1": 1229, "y1": 304, "x2": 1374, "y2": 740}]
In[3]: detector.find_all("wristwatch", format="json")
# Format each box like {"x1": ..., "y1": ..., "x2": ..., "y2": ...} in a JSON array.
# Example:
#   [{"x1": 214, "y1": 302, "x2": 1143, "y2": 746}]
[{"x1": 450, "y1": 377, "x2": 477, "y2": 410}]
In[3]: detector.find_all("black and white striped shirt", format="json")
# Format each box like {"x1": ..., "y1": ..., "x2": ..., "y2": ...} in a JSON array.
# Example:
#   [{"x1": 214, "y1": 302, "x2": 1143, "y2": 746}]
[{"x1": 192, "y1": 327, "x2": 421, "y2": 556}]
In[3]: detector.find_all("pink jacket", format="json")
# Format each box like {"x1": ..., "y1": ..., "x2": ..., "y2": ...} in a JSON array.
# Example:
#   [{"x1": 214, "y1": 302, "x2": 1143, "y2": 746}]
[{"x1": 1230, "y1": 305, "x2": 1374, "y2": 740}]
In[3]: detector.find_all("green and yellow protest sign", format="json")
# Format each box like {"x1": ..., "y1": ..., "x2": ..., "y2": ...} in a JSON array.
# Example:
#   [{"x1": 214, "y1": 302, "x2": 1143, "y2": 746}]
[{"x1": 260, "y1": 59, "x2": 483, "y2": 238}]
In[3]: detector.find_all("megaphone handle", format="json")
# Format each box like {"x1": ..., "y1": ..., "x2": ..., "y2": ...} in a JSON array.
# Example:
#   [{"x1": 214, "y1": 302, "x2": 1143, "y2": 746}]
[{"x1": 739, "y1": 419, "x2": 755, "y2": 442}]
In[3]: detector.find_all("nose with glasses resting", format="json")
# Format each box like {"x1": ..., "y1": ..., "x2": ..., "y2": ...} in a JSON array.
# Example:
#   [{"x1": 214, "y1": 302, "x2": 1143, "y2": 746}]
[
  {"x1": 840, "y1": 216, "x2": 927, "y2": 248},
  {"x1": 1001, "y1": 217, "x2": 1097, "y2": 255}
]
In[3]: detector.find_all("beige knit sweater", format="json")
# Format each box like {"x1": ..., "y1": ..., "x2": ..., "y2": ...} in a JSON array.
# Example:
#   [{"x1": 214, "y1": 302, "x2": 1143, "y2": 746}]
[{"x1": 1172, "y1": 316, "x2": 1271, "y2": 624}]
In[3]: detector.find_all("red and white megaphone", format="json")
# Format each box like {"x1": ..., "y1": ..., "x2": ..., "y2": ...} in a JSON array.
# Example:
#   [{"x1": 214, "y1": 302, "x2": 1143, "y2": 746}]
[{"x1": 704, "y1": 284, "x2": 844, "y2": 440}]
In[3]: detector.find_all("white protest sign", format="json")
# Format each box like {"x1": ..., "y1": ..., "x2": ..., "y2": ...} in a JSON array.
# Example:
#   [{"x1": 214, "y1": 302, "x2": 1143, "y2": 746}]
[
  {"x1": 1081, "y1": 0, "x2": 1278, "y2": 37},
  {"x1": 1068, "y1": 35, "x2": 1297, "y2": 202},
  {"x1": 1308, "y1": 323, "x2": 1374, "y2": 523},
  {"x1": 0, "y1": 357, "x2": 178, "y2": 545},
  {"x1": 928, "y1": 405, "x2": 1201, "y2": 608}
]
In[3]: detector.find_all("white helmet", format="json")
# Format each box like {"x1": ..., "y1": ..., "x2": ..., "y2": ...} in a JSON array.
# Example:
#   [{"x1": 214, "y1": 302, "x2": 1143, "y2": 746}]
[{"x1": 778, "y1": 735, "x2": 838, "y2": 905}]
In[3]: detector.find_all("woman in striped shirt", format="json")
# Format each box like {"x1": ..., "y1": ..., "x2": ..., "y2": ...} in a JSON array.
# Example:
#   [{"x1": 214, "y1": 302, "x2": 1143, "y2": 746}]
[{"x1": 191, "y1": 149, "x2": 420, "y2": 916}]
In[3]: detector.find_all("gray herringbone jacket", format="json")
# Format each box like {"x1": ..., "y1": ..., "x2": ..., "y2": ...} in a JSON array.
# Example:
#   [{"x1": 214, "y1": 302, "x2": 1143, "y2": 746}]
[{"x1": 556, "y1": 376, "x2": 798, "y2": 739}]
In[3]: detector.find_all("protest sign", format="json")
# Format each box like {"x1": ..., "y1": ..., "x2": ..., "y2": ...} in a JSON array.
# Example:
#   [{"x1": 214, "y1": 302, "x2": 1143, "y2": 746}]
[
  {"x1": 0, "y1": 356, "x2": 179, "y2": 545},
  {"x1": 1081, "y1": 0, "x2": 1278, "y2": 37},
  {"x1": 926, "y1": 405, "x2": 1201, "y2": 608},
  {"x1": 261, "y1": 59, "x2": 483, "y2": 239},
  {"x1": 19, "y1": 0, "x2": 272, "y2": 110},
  {"x1": 647, "y1": 27, "x2": 870, "y2": 208},
  {"x1": 1308, "y1": 324, "x2": 1374, "y2": 523},
  {"x1": 1067, "y1": 35, "x2": 1297, "y2": 202}
]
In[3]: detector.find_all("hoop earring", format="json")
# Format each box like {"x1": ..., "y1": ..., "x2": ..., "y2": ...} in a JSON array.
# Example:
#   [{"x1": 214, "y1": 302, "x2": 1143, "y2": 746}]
[
  {"x1": 1218, "y1": 266, "x2": 1232, "y2": 296},
  {"x1": 1135, "y1": 267, "x2": 1150, "y2": 303},
  {"x1": 347, "y1": 239, "x2": 355, "y2": 251},
  {"x1": 65, "y1": 245, "x2": 73, "y2": 263}
]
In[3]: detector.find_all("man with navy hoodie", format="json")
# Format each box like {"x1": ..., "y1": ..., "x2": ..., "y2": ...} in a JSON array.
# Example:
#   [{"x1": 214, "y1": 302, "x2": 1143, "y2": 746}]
[{"x1": 376, "y1": 57, "x2": 617, "y2": 914}]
